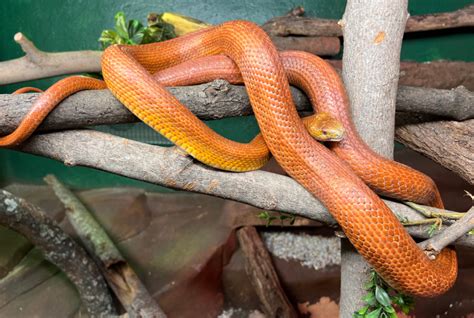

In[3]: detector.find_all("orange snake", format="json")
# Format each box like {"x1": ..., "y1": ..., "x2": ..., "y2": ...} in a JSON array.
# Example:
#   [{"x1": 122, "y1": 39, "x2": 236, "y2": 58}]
[{"x1": 3, "y1": 21, "x2": 456, "y2": 296}]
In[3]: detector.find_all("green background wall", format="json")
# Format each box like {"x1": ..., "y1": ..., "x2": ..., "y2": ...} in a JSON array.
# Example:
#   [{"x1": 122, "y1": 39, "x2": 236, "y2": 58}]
[{"x1": 0, "y1": 0, "x2": 472, "y2": 189}]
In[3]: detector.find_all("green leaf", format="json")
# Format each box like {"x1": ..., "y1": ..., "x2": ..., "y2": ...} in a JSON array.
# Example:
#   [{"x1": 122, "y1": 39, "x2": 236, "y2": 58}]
[
  {"x1": 257, "y1": 211, "x2": 269, "y2": 219},
  {"x1": 114, "y1": 11, "x2": 129, "y2": 39},
  {"x1": 98, "y1": 29, "x2": 119, "y2": 48},
  {"x1": 383, "y1": 305, "x2": 395, "y2": 313},
  {"x1": 257, "y1": 211, "x2": 277, "y2": 226},
  {"x1": 363, "y1": 292, "x2": 376, "y2": 306},
  {"x1": 128, "y1": 19, "x2": 145, "y2": 44},
  {"x1": 364, "y1": 279, "x2": 375, "y2": 290},
  {"x1": 357, "y1": 305, "x2": 370, "y2": 315},
  {"x1": 402, "y1": 294, "x2": 415, "y2": 314},
  {"x1": 388, "y1": 312, "x2": 398, "y2": 318},
  {"x1": 366, "y1": 307, "x2": 382, "y2": 318},
  {"x1": 375, "y1": 286, "x2": 391, "y2": 307},
  {"x1": 401, "y1": 304, "x2": 411, "y2": 314}
]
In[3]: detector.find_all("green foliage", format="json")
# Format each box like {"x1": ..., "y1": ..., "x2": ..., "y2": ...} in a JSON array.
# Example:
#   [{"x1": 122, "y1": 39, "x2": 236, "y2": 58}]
[
  {"x1": 427, "y1": 222, "x2": 439, "y2": 237},
  {"x1": 98, "y1": 11, "x2": 176, "y2": 49},
  {"x1": 354, "y1": 270, "x2": 414, "y2": 318},
  {"x1": 257, "y1": 211, "x2": 296, "y2": 227}
]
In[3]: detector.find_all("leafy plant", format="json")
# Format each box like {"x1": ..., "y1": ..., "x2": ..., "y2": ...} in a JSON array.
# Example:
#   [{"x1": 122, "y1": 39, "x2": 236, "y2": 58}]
[
  {"x1": 257, "y1": 211, "x2": 296, "y2": 227},
  {"x1": 354, "y1": 270, "x2": 414, "y2": 318},
  {"x1": 99, "y1": 11, "x2": 176, "y2": 48}
]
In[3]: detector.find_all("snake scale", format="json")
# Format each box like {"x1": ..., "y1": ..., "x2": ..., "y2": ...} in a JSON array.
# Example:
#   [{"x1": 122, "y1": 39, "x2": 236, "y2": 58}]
[{"x1": 3, "y1": 21, "x2": 456, "y2": 297}]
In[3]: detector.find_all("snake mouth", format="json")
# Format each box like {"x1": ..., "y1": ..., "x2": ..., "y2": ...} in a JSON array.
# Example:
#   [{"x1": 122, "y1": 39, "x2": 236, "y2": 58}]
[
  {"x1": 325, "y1": 134, "x2": 344, "y2": 142},
  {"x1": 318, "y1": 128, "x2": 345, "y2": 142}
]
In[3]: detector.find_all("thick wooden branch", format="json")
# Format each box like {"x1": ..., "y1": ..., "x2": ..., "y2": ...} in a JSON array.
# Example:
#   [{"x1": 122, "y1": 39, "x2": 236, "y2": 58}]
[
  {"x1": 262, "y1": 4, "x2": 474, "y2": 37},
  {"x1": 405, "y1": 5, "x2": 474, "y2": 33},
  {"x1": 44, "y1": 175, "x2": 166, "y2": 318},
  {"x1": 237, "y1": 226, "x2": 297, "y2": 318},
  {"x1": 395, "y1": 119, "x2": 474, "y2": 184},
  {"x1": 0, "y1": 80, "x2": 472, "y2": 136},
  {"x1": 12, "y1": 129, "x2": 474, "y2": 251},
  {"x1": 329, "y1": 59, "x2": 474, "y2": 91},
  {"x1": 0, "y1": 33, "x2": 102, "y2": 85},
  {"x1": 338, "y1": 0, "x2": 408, "y2": 314},
  {"x1": 1, "y1": 83, "x2": 471, "y2": 182},
  {"x1": 0, "y1": 190, "x2": 115, "y2": 316},
  {"x1": 395, "y1": 85, "x2": 473, "y2": 120},
  {"x1": 270, "y1": 35, "x2": 340, "y2": 56}
]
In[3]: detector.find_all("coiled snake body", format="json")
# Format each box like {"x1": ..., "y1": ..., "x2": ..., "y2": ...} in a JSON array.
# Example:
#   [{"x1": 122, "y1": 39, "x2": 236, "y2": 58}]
[{"x1": 3, "y1": 21, "x2": 456, "y2": 296}]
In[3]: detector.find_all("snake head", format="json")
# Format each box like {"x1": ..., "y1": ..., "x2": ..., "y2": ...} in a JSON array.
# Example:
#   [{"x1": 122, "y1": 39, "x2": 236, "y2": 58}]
[{"x1": 303, "y1": 112, "x2": 345, "y2": 142}]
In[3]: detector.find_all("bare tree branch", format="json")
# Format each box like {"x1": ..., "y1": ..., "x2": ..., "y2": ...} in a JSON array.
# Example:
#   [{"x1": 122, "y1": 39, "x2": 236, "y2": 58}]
[
  {"x1": 262, "y1": 4, "x2": 474, "y2": 37},
  {"x1": 2, "y1": 34, "x2": 473, "y2": 90},
  {"x1": 395, "y1": 119, "x2": 474, "y2": 184},
  {"x1": 11, "y1": 129, "x2": 473, "y2": 251},
  {"x1": 0, "y1": 33, "x2": 102, "y2": 85},
  {"x1": 419, "y1": 207, "x2": 474, "y2": 258},
  {"x1": 44, "y1": 175, "x2": 166, "y2": 318},
  {"x1": 270, "y1": 35, "x2": 340, "y2": 56},
  {"x1": 394, "y1": 85, "x2": 473, "y2": 120},
  {"x1": 338, "y1": 0, "x2": 408, "y2": 315},
  {"x1": 405, "y1": 4, "x2": 474, "y2": 33},
  {"x1": 0, "y1": 80, "x2": 472, "y2": 136},
  {"x1": 0, "y1": 190, "x2": 116, "y2": 316}
]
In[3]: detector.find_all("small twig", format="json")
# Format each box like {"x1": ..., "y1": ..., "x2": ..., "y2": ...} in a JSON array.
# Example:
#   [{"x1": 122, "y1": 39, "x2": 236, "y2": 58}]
[
  {"x1": 13, "y1": 33, "x2": 45, "y2": 64},
  {"x1": 236, "y1": 226, "x2": 298, "y2": 318},
  {"x1": 419, "y1": 207, "x2": 474, "y2": 259},
  {"x1": 404, "y1": 201, "x2": 466, "y2": 220},
  {"x1": 44, "y1": 175, "x2": 166, "y2": 318},
  {"x1": 401, "y1": 218, "x2": 443, "y2": 227},
  {"x1": 0, "y1": 190, "x2": 115, "y2": 316}
]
